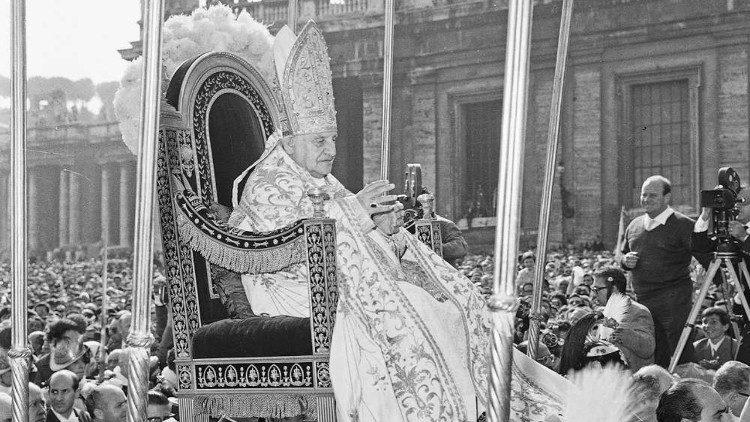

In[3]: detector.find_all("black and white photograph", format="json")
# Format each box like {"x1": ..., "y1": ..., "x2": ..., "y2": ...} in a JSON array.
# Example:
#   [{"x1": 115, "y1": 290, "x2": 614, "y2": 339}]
[{"x1": 2, "y1": 0, "x2": 750, "y2": 421}]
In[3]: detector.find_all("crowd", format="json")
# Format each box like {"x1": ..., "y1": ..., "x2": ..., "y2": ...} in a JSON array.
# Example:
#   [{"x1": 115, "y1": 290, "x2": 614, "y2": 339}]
[
  {"x1": 0, "y1": 173, "x2": 749, "y2": 421},
  {"x1": 0, "y1": 256, "x2": 176, "y2": 422}
]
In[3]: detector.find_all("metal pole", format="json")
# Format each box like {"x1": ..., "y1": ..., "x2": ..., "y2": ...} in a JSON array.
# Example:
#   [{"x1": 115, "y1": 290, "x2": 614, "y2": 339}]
[
  {"x1": 287, "y1": 0, "x2": 298, "y2": 31},
  {"x1": 98, "y1": 244, "x2": 108, "y2": 383},
  {"x1": 527, "y1": 0, "x2": 573, "y2": 360},
  {"x1": 9, "y1": 1, "x2": 31, "y2": 421},
  {"x1": 126, "y1": 0, "x2": 164, "y2": 419},
  {"x1": 488, "y1": 0, "x2": 533, "y2": 420},
  {"x1": 379, "y1": 0, "x2": 395, "y2": 180}
]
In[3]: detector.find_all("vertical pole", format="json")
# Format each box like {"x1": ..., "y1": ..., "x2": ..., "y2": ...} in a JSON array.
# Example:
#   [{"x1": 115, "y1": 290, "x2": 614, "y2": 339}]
[
  {"x1": 287, "y1": 0, "x2": 298, "y2": 31},
  {"x1": 379, "y1": 0, "x2": 395, "y2": 180},
  {"x1": 488, "y1": 0, "x2": 534, "y2": 421},
  {"x1": 9, "y1": 1, "x2": 31, "y2": 421},
  {"x1": 528, "y1": 0, "x2": 573, "y2": 360},
  {"x1": 126, "y1": 0, "x2": 164, "y2": 420}
]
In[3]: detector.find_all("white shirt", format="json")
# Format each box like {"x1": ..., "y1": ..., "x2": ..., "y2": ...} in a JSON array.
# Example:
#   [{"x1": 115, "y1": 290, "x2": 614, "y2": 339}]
[
  {"x1": 644, "y1": 206, "x2": 674, "y2": 231},
  {"x1": 51, "y1": 409, "x2": 79, "y2": 422},
  {"x1": 708, "y1": 336, "x2": 726, "y2": 356}
]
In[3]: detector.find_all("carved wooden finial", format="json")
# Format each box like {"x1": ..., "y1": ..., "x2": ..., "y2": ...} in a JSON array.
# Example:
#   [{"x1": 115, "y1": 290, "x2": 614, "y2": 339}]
[{"x1": 417, "y1": 193, "x2": 435, "y2": 219}]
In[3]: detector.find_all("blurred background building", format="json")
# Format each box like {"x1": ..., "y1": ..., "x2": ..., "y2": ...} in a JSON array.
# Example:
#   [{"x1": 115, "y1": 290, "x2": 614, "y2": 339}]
[{"x1": 2, "y1": 0, "x2": 749, "y2": 255}]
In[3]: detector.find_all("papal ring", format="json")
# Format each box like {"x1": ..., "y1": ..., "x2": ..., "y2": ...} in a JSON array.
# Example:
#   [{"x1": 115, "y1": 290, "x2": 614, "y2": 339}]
[{"x1": 370, "y1": 203, "x2": 377, "y2": 208}]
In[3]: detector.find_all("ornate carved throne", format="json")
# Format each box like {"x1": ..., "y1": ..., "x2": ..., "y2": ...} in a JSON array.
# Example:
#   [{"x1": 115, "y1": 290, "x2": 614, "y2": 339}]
[{"x1": 157, "y1": 52, "x2": 338, "y2": 421}]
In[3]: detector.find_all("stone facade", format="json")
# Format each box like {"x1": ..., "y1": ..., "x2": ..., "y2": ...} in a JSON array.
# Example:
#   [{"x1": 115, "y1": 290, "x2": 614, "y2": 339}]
[
  {"x1": 305, "y1": 0, "x2": 750, "y2": 249},
  {"x1": 0, "y1": 123, "x2": 136, "y2": 256},
  {"x1": 4, "y1": 0, "x2": 750, "y2": 255}
]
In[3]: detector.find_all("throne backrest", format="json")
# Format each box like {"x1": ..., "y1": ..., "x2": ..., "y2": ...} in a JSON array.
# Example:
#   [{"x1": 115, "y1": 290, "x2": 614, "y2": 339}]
[{"x1": 158, "y1": 52, "x2": 283, "y2": 342}]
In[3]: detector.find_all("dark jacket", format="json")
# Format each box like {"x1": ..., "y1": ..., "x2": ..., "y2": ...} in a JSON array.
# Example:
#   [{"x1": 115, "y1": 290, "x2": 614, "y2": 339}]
[{"x1": 46, "y1": 408, "x2": 92, "y2": 422}]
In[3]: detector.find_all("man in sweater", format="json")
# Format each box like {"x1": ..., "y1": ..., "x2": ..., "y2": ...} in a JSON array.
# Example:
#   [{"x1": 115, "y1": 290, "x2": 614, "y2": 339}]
[{"x1": 620, "y1": 175, "x2": 698, "y2": 367}]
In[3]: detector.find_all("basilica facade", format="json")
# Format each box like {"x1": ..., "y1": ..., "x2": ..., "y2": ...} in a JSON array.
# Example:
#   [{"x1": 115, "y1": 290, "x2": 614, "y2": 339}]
[{"x1": 2, "y1": 0, "x2": 750, "y2": 255}]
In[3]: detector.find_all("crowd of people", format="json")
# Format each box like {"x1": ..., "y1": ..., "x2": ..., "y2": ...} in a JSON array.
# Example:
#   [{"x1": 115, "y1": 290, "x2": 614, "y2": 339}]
[
  {"x1": 0, "y1": 173, "x2": 749, "y2": 421},
  {"x1": 0, "y1": 256, "x2": 176, "y2": 422}
]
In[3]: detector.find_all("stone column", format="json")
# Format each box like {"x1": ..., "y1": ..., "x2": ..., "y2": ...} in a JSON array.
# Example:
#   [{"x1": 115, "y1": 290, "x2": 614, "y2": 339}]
[
  {"x1": 119, "y1": 162, "x2": 134, "y2": 248},
  {"x1": 27, "y1": 169, "x2": 39, "y2": 253},
  {"x1": 101, "y1": 164, "x2": 114, "y2": 246},
  {"x1": 68, "y1": 170, "x2": 82, "y2": 245},
  {"x1": 58, "y1": 169, "x2": 69, "y2": 247}
]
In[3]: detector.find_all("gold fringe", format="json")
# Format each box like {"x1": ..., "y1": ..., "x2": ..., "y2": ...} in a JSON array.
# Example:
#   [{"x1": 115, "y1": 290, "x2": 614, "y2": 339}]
[
  {"x1": 193, "y1": 393, "x2": 315, "y2": 418},
  {"x1": 176, "y1": 211, "x2": 306, "y2": 274}
]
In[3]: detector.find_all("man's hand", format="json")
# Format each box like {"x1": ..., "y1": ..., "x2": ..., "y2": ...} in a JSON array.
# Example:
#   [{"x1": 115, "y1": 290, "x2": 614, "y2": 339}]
[
  {"x1": 623, "y1": 251, "x2": 639, "y2": 269},
  {"x1": 729, "y1": 220, "x2": 748, "y2": 241},
  {"x1": 356, "y1": 180, "x2": 399, "y2": 216},
  {"x1": 209, "y1": 202, "x2": 232, "y2": 224},
  {"x1": 699, "y1": 207, "x2": 712, "y2": 222}
]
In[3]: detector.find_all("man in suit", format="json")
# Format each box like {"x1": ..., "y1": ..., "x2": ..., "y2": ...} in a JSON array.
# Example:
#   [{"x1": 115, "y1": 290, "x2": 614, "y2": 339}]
[
  {"x1": 591, "y1": 266, "x2": 656, "y2": 372},
  {"x1": 85, "y1": 383, "x2": 127, "y2": 422},
  {"x1": 692, "y1": 307, "x2": 738, "y2": 370},
  {"x1": 47, "y1": 370, "x2": 91, "y2": 422}
]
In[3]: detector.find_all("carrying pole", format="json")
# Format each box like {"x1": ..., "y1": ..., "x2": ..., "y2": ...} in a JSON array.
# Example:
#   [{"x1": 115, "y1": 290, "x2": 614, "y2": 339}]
[
  {"x1": 379, "y1": 0, "x2": 395, "y2": 180},
  {"x1": 528, "y1": 0, "x2": 573, "y2": 360},
  {"x1": 9, "y1": 1, "x2": 31, "y2": 421},
  {"x1": 287, "y1": 0, "x2": 298, "y2": 31},
  {"x1": 126, "y1": 0, "x2": 165, "y2": 420},
  {"x1": 488, "y1": 0, "x2": 534, "y2": 420}
]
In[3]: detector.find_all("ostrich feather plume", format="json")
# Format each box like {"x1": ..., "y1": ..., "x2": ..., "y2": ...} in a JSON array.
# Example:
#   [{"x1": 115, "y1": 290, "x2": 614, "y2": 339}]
[{"x1": 113, "y1": 4, "x2": 275, "y2": 155}]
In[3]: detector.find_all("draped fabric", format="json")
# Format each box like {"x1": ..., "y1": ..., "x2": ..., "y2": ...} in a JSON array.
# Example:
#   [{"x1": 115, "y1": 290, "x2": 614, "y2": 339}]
[{"x1": 229, "y1": 146, "x2": 570, "y2": 421}]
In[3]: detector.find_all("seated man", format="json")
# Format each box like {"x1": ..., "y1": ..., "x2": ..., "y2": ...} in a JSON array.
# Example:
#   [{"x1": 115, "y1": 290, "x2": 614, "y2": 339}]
[
  {"x1": 693, "y1": 307, "x2": 738, "y2": 370},
  {"x1": 227, "y1": 21, "x2": 568, "y2": 421}
]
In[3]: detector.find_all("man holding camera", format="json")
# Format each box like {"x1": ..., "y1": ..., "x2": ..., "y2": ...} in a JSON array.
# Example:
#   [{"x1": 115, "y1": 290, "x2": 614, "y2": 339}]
[
  {"x1": 620, "y1": 175, "x2": 698, "y2": 367},
  {"x1": 694, "y1": 186, "x2": 750, "y2": 364}
]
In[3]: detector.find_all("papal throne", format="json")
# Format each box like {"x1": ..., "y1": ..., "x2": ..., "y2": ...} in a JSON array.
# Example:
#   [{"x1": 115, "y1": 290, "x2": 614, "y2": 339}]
[{"x1": 157, "y1": 51, "x2": 338, "y2": 421}]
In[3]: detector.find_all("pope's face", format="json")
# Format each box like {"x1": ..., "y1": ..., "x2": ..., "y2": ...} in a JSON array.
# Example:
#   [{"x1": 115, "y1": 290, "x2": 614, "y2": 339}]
[{"x1": 286, "y1": 131, "x2": 337, "y2": 178}]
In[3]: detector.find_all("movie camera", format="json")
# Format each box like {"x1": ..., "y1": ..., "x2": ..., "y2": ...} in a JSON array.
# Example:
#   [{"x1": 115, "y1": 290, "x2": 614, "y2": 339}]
[{"x1": 699, "y1": 167, "x2": 744, "y2": 251}]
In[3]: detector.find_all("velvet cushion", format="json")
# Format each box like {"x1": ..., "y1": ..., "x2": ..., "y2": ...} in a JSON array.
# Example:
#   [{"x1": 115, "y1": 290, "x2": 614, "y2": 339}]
[{"x1": 192, "y1": 316, "x2": 312, "y2": 358}]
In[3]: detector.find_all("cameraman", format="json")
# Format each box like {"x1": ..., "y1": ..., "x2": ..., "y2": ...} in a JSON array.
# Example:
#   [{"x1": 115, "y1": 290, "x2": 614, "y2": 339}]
[{"x1": 694, "y1": 188, "x2": 750, "y2": 364}]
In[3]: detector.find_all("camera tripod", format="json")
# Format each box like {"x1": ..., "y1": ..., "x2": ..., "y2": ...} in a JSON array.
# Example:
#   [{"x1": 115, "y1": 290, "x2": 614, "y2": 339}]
[{"x1": 668, "y1": 250, "x2": 750, "y2": 372}]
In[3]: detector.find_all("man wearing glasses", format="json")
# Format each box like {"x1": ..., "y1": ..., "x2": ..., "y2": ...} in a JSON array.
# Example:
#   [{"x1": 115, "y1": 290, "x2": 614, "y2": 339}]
[
  {"x1": 714, "y1": 361, "x2": 750, "y2": 419},
  {"x1": 591, "y1": 266, "x2": 655, "y2": 372}
]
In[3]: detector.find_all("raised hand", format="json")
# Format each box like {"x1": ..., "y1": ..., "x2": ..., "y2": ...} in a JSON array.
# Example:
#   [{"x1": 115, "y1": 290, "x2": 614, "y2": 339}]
[{"x1": 356, "y1": 180, "x2": 399, "y2": 216}]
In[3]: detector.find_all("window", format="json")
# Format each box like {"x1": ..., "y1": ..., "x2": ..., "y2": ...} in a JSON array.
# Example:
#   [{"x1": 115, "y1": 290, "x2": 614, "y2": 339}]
[
  {"x1": 463, "y1": 100, "x2": 501, "y2": 219},
  {"x1": 630, "y1": 79, "x2": 693, "y2": 206}
]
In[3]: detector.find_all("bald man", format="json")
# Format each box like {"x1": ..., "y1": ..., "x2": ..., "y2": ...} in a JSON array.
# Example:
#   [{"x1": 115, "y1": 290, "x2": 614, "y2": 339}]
[
  {"x1": 85, "y1": 384, "x2": 127, "y2": 422},
  {"x1": 620, "y1": 175, "x2": 698, "y2": 367},
  {"x1": 47, "y1": 370, "x2": 91, "y2": 422}
]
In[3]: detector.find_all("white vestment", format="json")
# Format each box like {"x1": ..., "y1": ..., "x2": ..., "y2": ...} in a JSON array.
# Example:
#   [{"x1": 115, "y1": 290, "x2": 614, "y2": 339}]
[{"x1": 228, "y1": 146, "x2": 570, "y2": 421}]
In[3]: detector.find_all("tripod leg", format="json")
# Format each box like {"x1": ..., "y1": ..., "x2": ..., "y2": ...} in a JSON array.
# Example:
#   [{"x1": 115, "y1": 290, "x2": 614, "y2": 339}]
[
  {"x1": 726, "y1": 261, "x2": 750, "y2": 328},
  {"x1": 668, "y1": 259, "x2": 722, "y2": 372}
]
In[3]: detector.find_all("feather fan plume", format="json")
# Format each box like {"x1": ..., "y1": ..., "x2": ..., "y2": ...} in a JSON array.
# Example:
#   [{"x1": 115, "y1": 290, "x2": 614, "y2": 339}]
[
  {"x1": 562, "y1": 364, "x2": 637, "y2": 422},
  {"x1": 113, "y1": 3, "x2": 275, "y2": 155},
  {"x1": 595, "y1": 292, "x2": 630, "y2": 340}
]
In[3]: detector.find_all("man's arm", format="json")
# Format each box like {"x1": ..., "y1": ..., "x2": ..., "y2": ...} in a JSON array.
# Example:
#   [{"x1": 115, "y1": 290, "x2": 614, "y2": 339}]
[{"x1": 438, "y1": 217, "x2": 468, "y2": 262}]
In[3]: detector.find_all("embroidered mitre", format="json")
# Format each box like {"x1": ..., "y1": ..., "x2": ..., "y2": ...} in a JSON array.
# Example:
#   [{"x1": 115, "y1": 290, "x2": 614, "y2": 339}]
[{"x1": 274, "y1": 21, "x2": 337, "y2": 136}]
